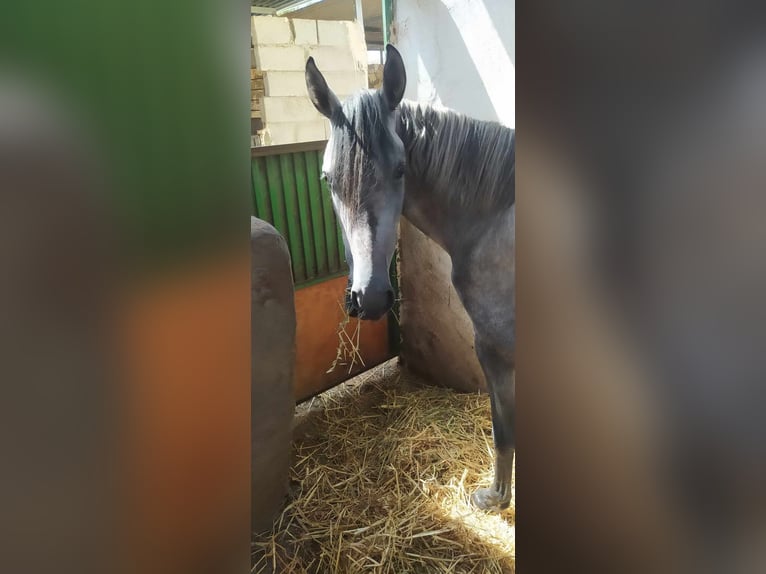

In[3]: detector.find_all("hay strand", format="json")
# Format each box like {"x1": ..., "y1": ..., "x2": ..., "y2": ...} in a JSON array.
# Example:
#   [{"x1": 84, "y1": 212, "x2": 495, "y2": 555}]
[{"x1": 326, "y1": 301, "x2": 365, "y2": 375}]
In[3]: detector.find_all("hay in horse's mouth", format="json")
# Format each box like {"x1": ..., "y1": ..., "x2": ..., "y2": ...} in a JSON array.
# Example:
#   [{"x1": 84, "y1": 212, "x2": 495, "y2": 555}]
[
  {"x1": 326, "y1": 300, "x2": 365, "y2": 375},
  {"x1": 251, "y1": 359, "x2": 515, "y2": 574}
]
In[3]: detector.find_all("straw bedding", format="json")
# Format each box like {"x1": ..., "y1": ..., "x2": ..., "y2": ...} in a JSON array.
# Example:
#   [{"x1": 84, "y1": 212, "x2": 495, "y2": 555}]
[{"x1": 251, "y1": 359, "x2": 515, "y2": 573}]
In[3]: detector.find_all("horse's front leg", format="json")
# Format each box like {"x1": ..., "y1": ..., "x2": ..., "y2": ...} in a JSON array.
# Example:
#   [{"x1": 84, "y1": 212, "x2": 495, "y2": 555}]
[{"x1": 472, "y1": 341, "x2": 515, "y2": 512}]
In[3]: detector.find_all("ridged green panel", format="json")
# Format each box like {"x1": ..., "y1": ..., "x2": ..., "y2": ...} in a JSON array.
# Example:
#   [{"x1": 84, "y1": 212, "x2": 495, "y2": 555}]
[
  {"x1": 264, "y1": 156, "x2": 288, "y2": 244},
  {"x1": 251, "y1": 145, "x2": 350, "y2": 286},
  {"x1": 292, "y1": 152, "x2": 317, "y2": 280},
  {"x1": 252, "y1": 157, "x2": 271, "y2": 221},
  {"x1": 304, "y1": 151, "x2": 328, "y2": 277},
  {"x1": 279, "y1": 154, "x2": 306, "y2": 283}
]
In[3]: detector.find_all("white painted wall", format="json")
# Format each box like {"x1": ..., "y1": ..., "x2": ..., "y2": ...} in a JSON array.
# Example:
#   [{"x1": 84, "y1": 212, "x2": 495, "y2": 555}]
[
  {"x1": 394, "y1": 0, "x2": 514, "y2": 127},
  {"x1": 394, "y1": 0, "x2": 514, "y2": 392}
]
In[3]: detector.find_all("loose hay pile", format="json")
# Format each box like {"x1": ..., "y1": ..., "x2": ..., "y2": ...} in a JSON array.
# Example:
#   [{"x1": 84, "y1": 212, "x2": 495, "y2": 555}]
[{"x1": 252, "y1": 360, "x2": 515, "y2": 573}]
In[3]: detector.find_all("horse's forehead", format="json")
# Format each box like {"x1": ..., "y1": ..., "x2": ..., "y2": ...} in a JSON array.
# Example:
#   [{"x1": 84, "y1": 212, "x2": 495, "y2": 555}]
[{"x1": 323, "y1": 130, "x2": 400, "y2": 175}]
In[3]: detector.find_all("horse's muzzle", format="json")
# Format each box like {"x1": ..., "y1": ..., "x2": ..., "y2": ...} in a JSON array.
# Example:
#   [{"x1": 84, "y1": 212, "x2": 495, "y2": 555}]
[{"x1": 345, "y1": 277, "x2": 393, "y2": 321}]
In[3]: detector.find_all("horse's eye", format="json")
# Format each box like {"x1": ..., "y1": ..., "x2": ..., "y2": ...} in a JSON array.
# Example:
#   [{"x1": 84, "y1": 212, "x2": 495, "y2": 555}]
[{"x1": 394, "y1": 163, "x2": 406, "y2": 180}]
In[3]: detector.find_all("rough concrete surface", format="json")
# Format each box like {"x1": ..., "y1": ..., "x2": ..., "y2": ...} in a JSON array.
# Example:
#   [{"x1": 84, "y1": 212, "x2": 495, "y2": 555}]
[
  {"x1": 251, "y1": 217, "x2": 296, "y2": 532},
  {"x1": 399, "y1": 220, "x2": 486, "y2": 393}
]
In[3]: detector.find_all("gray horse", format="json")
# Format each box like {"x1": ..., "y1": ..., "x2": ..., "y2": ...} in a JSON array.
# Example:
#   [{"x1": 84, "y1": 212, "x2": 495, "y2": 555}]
[{"x1": 305, "y1": 44, "x2": 515, "y2": 512}]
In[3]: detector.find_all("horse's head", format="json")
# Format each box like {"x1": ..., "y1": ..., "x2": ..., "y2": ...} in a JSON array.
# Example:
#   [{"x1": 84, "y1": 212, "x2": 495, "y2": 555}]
[{"x1": 305, "y1": 44, "x2": 407, "y2": 321}]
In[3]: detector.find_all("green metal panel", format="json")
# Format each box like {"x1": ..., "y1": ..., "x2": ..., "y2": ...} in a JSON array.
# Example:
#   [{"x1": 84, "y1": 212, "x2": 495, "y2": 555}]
[
  {"x1": 251, "y1": 142, "x2": 357, "y2": 286},
  {"x1": 252, "y1": 157, "x2": 272, "y2": 221},
  {"x1": 292, "y1": 152, "x2": 318, "y2": 280},
  {"x1": 279, "y1": 154, "x2": 306, "y2": 283},
  {"x1": 265, "y1": 156, "x2": 288, "y2": 245},
  {"x1": 304, "y1": 151, "x2": 328, "y2": 276}
]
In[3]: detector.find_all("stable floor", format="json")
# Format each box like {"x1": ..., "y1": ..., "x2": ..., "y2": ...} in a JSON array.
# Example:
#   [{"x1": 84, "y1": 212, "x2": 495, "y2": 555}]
[{"x1": 252, "y1": 359, "x2": 515, "y2": 574}]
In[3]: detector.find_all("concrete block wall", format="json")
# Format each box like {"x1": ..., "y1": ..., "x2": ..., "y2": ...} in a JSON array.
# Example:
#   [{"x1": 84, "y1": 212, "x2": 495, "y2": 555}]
[{"x1": 252, "y1": 16, "x2": 369, "y2": 146}]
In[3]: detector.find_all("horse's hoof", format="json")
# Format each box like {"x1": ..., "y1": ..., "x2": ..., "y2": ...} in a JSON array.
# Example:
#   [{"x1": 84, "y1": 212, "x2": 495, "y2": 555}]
[{"x1": 471, "y1": 487, "x2": 511, "y2": 512}]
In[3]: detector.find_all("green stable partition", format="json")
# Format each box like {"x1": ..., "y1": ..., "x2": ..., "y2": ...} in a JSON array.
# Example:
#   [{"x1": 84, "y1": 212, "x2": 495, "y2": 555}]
[{"x1": 252, "y1": 141, "x2": 346, "y2": 286}]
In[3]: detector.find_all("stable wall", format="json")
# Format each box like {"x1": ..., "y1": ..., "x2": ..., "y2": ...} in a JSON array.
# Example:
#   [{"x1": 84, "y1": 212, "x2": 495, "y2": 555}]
[{"x1": 395, "y1": 0, "x2": 514, "y2": 392}]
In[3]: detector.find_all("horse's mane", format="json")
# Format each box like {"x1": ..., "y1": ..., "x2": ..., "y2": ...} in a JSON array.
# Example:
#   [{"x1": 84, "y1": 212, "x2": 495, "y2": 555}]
[
  {"x1": 328, "y1": 91, "x2": 515, "y2": 215},
  {"x1": 397, "y1": 100, "x2": 515, "y2": 211}
]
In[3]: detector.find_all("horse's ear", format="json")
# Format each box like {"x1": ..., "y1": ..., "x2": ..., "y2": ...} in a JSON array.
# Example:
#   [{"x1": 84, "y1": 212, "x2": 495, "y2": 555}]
[
  {"x1": 305, "y1": 56, "x2": 341, "y2": 121},
  {"x1": 382, "y1": 44, "x2": 406, "y2": 111}
]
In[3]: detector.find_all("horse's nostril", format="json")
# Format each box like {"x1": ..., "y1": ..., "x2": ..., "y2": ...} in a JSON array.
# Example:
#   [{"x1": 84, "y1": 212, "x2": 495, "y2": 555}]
[
  {"x1": 351, "y1": 291, "x2": 360, "y2": 308},
  {"x1": 385, "y1": 289, "x2": 394, "y2": 309}
]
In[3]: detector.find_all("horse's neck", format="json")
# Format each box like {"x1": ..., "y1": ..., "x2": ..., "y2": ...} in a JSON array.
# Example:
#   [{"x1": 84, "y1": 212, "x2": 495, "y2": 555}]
[
  {"x1": 395, "y1": 100, "x2": 483, "y2": 256},
  {"x1": 400, "y1": 182, "x2": 453, "y2": 252}
]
